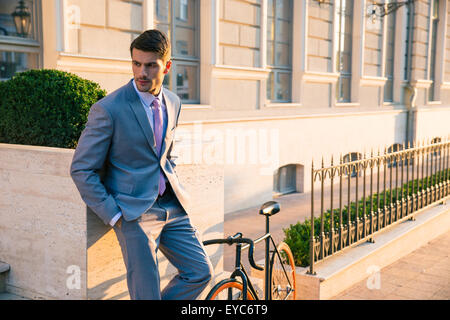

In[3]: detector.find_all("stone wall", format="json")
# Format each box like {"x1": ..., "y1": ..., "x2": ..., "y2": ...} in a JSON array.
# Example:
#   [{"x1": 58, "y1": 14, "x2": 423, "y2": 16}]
[
  {"x1": 65, "y1": 0, "x2": 143, "y2": 58},
  {"x1": 0, "y1": 144, "x2": 86, "y2": 299},
  {"x1": 219, "y1": 0, "x2": 261, "y2": 68},
  {"x1": 0, "y1": 143, "x2": 224, "y2": 299}
]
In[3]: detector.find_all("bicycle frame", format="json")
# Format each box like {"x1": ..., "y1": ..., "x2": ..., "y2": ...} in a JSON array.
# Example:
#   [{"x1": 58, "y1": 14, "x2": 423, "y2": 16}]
[
  {"x1": 231, "y1": 214, "x2": 294, "y2": 300},
  {"x1": 203, "y1": 202, "x2": 295, "y2": 300}
]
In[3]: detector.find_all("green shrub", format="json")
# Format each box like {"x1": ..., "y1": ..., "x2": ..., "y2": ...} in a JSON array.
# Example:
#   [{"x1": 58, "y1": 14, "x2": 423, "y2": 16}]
[
  {"x1": 283, "y1": 168, "x2": 450, "y2": 267},
  {"x1": 0, "y1": 69, "x2": 106, "y2": 148}
]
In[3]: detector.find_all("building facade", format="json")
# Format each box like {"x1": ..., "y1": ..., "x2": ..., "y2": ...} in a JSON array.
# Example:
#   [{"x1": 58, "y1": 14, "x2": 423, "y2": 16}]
[{"x1": 1, "y1": 0, "x2": 450, "y2": 213}]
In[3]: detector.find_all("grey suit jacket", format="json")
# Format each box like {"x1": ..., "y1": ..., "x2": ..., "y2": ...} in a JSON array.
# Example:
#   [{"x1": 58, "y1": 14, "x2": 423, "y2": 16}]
[{"x1": 70, "y1": 80, "x2": 189, "y2": 225}]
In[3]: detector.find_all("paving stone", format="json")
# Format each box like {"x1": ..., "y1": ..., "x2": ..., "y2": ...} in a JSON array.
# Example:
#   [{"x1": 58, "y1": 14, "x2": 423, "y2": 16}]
[{"x1": 330, "y1": 231, "x2": 450, "y2": 300}]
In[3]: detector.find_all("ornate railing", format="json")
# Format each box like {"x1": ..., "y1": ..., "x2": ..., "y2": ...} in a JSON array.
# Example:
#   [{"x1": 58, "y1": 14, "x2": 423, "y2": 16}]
[{"x1": 308, "y1": 138, "x2": 450, "y2": 274}]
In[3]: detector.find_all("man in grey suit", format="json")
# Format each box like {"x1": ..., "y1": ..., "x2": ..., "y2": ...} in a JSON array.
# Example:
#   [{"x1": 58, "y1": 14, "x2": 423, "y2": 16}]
[{"x1": 70, "y1": 29, "x2": 213, "y2": 300}]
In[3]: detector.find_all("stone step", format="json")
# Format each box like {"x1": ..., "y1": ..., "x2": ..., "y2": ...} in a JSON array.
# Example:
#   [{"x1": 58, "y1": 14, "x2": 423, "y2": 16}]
[{"x1": 0, "y1": 262, "x2": 10, "y2": 293}]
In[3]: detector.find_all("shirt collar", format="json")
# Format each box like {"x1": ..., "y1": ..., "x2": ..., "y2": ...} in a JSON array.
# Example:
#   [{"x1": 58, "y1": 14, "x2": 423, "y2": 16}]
[{"x1": 132, "y1": 79, "x2": 164, "y2": 107}]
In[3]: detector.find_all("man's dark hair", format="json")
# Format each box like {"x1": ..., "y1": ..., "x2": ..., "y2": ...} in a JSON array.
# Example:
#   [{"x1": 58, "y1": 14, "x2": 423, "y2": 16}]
[{"x1": 130, "y1": 29, "x2": 171, "y2": 61}]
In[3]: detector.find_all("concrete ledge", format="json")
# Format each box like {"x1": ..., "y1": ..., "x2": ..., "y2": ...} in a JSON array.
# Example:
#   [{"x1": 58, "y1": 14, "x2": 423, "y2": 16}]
[{"x1": 294, "y1": 200, "x2": 450, "y2": 300}]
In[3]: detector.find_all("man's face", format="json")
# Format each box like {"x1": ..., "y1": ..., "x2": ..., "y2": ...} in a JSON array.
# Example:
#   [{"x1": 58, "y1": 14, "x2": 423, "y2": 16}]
[{"x1": 131, "y1": 48, "x2": 171, "y2": 95}]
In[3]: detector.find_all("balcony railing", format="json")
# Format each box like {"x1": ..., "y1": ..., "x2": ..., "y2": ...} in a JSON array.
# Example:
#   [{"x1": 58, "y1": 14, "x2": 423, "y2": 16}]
[{"x1": 308, "y1": 138, "x2": 450, "y2": 274}]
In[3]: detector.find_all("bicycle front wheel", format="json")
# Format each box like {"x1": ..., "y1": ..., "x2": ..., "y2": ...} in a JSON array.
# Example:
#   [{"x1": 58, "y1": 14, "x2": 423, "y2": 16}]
[
  {"x1": 205, "y1": 278, "x2": 255, "y2": 300},
  {"x1": 270, "y1": 241, "x2": 296, "y2": 300}
]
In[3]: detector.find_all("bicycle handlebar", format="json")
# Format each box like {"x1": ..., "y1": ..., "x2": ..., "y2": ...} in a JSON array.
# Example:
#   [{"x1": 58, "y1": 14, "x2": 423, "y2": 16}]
[{"x1": 203, "y1": 233, "x2": 264, "y2": 271}]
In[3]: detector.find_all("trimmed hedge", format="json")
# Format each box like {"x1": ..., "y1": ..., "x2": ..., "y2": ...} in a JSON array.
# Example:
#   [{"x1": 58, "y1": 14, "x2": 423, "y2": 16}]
[
  {"x1": 283, "y1": 169, "x2": 450, "y2": 267},
  {"x1": 0, "y1": 69, "x2": 106, "y2": 149}
]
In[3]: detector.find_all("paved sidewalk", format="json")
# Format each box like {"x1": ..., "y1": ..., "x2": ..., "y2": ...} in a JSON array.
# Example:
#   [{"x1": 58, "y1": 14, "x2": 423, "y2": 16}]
[
  {"x1": 223, "y1": 191, "x2": 450, "y2": 300},
  {"x1": 332, "y1": 231, "x2": 450, "y2": 300},
  {"x1": 223, "y1": 192, "x2": 311, "y2": 271}
]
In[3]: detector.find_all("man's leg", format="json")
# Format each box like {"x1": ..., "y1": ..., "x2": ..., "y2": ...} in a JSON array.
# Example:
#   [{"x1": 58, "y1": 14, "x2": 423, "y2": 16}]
[
  {"x1": 113, "y1": 207, "x2": 167, "y2": 300},
  {"x1": 159, "y1": 214, "x2": 214, "y2": 300}
]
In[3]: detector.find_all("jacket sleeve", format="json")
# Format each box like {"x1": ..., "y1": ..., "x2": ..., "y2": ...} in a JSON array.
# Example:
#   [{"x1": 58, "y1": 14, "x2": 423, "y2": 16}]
[{"x1": 70, "y1": 103, "x2": 121, "y2": 225}]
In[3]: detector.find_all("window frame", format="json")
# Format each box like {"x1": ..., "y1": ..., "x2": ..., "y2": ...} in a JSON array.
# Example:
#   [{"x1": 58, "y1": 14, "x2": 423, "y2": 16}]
[
  {"x1": 334, "y1": 0, "x2": 353, "y2": 103},
  {"x1": 427, "y1": 0, "x2": 440, "y2": 102},
  {"x1": 266, "y1": 0, "x2": 294, "y2": 104},
  {"x1": 383, "y1": 4, "x2": 396, "y2": 103},
  {"x1": 153, "y1": 0, "x2": 201, "y2": 104}
]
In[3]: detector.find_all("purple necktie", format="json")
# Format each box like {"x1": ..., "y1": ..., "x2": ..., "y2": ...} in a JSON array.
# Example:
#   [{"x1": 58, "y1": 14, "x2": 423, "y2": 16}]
[{"x1": 151, "y1": 98, "x2": 166, "y2": 196}]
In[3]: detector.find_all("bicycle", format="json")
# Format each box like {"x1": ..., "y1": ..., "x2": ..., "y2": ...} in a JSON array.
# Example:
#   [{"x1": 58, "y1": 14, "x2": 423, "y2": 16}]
[{"x1": 202, "y1": 201, "x2": 296, "y2": 300}]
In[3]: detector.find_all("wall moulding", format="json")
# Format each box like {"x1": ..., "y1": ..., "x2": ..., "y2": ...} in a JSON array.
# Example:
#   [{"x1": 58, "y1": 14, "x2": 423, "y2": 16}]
[
  {"x1": 302, "y1": 71, "x2": 340, "y2": 84},
  {"x1": 410, "y1": 79, "x2": 433, "y2": 89},
  {"x1": 211, "y1": 65, "x2": 270, "y2": 80},
  {"x1": 57, "y1": 53, "x2": 132, "y2": 74},
  {"x1": 360, "y1": 76, "x2": 388, "y2": 87}
]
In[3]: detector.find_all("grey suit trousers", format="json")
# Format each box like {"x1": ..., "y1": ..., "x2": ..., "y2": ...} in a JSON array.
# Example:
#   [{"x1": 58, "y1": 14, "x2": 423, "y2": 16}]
[{"x1": 112, "y1": 185, "x2": 213, "y2": 300}]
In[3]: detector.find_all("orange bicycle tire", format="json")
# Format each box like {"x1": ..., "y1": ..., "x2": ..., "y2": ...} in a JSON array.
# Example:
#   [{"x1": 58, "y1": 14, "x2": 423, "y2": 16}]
[
  {"x1": 271, "y1": 241, "x2": 296, "y2": 300},
  {"x1": 206, "y1": 278, "x2": 255, "y2": 300}
]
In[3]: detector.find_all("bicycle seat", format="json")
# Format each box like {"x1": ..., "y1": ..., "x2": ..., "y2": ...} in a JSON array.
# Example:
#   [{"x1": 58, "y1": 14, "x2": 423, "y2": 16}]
[{"x1": 259, "y1": 201, "x2": 280, "y2": 216}]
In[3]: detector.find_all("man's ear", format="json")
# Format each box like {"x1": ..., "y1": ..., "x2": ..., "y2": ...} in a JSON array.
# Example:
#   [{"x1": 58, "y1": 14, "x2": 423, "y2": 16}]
[{"x1": 164, "y1": 60, "x2": 172, "y2": 74}]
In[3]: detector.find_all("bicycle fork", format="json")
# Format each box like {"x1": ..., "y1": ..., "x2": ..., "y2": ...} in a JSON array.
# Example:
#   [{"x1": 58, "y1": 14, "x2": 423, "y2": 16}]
[
  {"x1": 229, "y1": 243, "x2": 249, "y2": 300},
  {"x1": 230, "y1": 243, "x2": 259, "y2": 300}
]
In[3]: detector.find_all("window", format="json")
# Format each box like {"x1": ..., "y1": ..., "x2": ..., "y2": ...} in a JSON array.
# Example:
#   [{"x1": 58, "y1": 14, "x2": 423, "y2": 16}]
[
  {"x1": 0, "y1": 0, "x2": 40, "y2": 80},
  {"x1": 403, "y1": 5, "x2": 411, "y2": 80},
  {"x1": 384, "y1": 9, "x2": 396, "y2": 102},
  {"x1": 431, "y1": 137, "x2": 442, "y2": 156},
  {"x1": 343, "y1": 152, "x2": 361, "y2": 177},
  {"x1": 387, "y1": 143, "x2": 404, "y2": 168},
  {"x1": 431, "y1": 137, "x2": 441, "y2": 144},
  {"x1": 274, "y1": 164, "x2": 303, "y2": 194},
  {"x1": 266, "y1": 0, "x2": 293, "y2": 103},
  {"x1": 154, "y1": 0, "x2": 199, "y2": 103},
  {"x1": 335, "y1": 0, "x2": 353, "y2": 103},
  {"x1": 428, "y1": 0, "x2": 439, "y2": 102},
  {"x1": 0, "y1": 51, "x2": 38, "y2": 80}
]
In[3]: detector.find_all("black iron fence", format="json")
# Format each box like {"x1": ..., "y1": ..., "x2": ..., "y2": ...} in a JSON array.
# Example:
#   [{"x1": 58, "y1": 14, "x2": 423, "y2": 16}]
[{"x1": 309, "y1": 139, "x2": 450, "y2": 274}]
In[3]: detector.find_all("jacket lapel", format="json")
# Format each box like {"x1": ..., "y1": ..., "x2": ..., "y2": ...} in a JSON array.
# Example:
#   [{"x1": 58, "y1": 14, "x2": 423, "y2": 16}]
[{"x1": 126, "y1": 81, "x2": 158, "y2": 157}]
